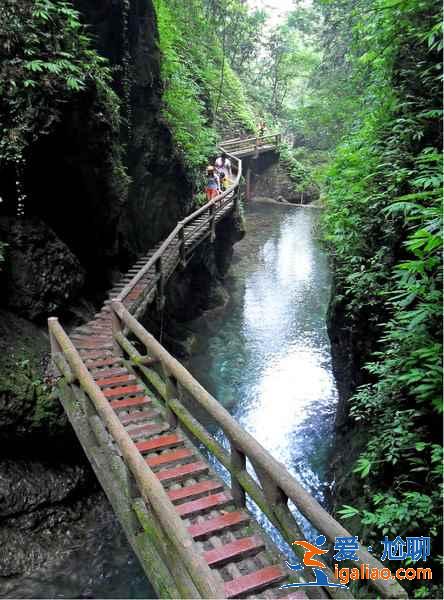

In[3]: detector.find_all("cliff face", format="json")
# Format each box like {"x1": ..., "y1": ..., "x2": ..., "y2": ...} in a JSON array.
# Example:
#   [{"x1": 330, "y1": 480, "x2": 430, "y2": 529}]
[
  {"x1": 0, "y1": 1, "x2": 237, "y2": 595},
  {"x1": 326, "y1": 288, "x2": 374, "y2": 514},
  {"x1": 0, "y1": 0, "x2": 191, "y2": 316},
  {"x1": 244, "y1": 152, "x2": 319, "y2": 204},
  {"x1": 74, "y1": 0, "x2": 193, "y2": 258}
]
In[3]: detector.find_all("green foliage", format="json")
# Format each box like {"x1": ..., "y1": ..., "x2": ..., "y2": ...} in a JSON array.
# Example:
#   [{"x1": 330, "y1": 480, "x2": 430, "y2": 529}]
[
  {"x1": 278, "y1": 142, "x2": 316, "y2": 194},
  {"x1": 153, "y1": 0, "x2": 256, "y2": 177},
  {"x1": 0, "y1": 0, "x2": 120, "y2": 165},
  {"x1": 316, "y1": 1, "x2": 443, "y2": 585},
  {"x1": 0, "y1": 351, "x2": 65, "y2": 434},
  {"x1": 205, "y1": 0, "x2": 267, "y2": 78},
  {"x1": 15, "y1": 357, "x2": 60, "y2": 430}
]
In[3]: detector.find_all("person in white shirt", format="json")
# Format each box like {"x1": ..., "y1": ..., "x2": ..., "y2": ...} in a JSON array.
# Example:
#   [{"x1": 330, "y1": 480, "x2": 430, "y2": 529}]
[{"x1": 215, "y1": 153, "x2": 232, "y2": 178}]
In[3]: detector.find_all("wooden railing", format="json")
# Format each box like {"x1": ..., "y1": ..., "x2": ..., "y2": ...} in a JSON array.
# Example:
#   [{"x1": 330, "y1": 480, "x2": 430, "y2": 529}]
[
  {"x1": 110, "y1": 300, "x2": 407, "y2": 600},
  {"x1": 220, "y1": 133, "x2": 281, "y2": 154},
  {"x1": 48, "y1": 317, "x2": 226, "y2": 599},
  {"x1": 116, "y1": 148, "x2": 243, "y2": 312},
  {"x1": 48, "y1": 135, "x2": 406, "y2": 598},
  {"x1": 115, "y1": 135, "x2": 282, "y2": 316}
]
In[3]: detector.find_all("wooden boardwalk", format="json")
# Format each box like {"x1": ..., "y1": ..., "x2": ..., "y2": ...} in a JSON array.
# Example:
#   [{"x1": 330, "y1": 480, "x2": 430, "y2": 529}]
[{"x1": 48, "y1": 136, "x2": 406, "y2": 599}]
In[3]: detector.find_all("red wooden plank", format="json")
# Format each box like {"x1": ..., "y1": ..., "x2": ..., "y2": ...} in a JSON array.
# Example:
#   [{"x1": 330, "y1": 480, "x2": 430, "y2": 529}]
[
  {"x1": 224, "y1": 565, "x2": 286, "y2": 598},
  {"x1": 127, "y1": 422, "x2": 168, "y2": 439},
  {"x1": 96, "y1": 374, "x2": 136, "y2": 387},
  {"x1": 72, "y1": 333, "x2": 111, "y2": 341},
  {"x1": 88, "y1": 327, "x2": 111, "y2": 335},
  {"x1": 74, "y1": 338, "x2": 113, "y2": 349},
  {"x1": 110, "y1": 396, "x2": 151, "y2": 410},
  {"x1": 203, "y1": 535, "x2": 265, "y2": 567},
  {"x1": 136, "y1": 433, "x2": 184, "y2": 453},
  {"x1": 94, "y1": 313, "x2": 111, "y2": 321},
  {"x1": 119, "y1": 409, "x2": 159, "y2": 425},
  {"x1": 85, "y1": 357, "x2": 122, "y2": 369},
  {"x1": 92, "y1": 368, "x2": 128, "y2": 380},
  {"x1": 80, "y1": 350, "x2": 113, "y2": 359},
  {"x1": 187, "y1": 511, "x2": 248, "y2": 539},
  {"x1": 176, "y1": 492, "x2": 232, "y2": 518},
  {"x1": 157, "y1": 461, "x2": 208, "y2": 484},
  {"x1": 167, "y1": 480, "x2": 224, "y2": 503},
  {"x1": 146, "y1": 448, "x2": 194, "y2": 469},
  {"x1": 103, "y1": 384, "x2": 144, "y2": 398}
]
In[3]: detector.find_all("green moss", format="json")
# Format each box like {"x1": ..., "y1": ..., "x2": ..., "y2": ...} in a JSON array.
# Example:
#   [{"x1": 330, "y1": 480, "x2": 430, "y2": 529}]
[{"x1": 0, "y1": 310, "x2": 66, "y2": 435}]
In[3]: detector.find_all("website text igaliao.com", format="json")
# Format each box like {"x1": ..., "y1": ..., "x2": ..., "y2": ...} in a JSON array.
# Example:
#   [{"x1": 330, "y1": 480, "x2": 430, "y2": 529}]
[{"x1": 334, "y1": 563, "x2": 432, "y2": 585}]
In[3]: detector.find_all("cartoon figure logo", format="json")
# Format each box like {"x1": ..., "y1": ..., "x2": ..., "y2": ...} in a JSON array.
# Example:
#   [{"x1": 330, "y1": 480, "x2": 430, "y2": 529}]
[{"x1": 280, "y1": 535, "x2": 348, "y2": 590}]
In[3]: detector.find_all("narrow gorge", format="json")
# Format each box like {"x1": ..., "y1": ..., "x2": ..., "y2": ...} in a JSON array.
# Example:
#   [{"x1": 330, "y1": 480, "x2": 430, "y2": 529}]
[{"x1": 0, "y1": 1, "x2": 441, "y2": 599}]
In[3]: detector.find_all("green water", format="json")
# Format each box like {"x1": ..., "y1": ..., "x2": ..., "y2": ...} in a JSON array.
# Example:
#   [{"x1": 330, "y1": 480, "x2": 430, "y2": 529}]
[
  {"x1": 186, "y1": 200, "x2": 338, "y2": 549},
  {"x1": 22, "y1": 202, "x2": 337, "y2": 598}
]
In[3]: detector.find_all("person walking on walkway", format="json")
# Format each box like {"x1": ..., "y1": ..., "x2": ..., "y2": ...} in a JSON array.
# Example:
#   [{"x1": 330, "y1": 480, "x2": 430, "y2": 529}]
[
  {"x1": 215, "y1": 152, "x2": 232, "y2": 178},
  {"x1": 205, "y1": 166, "x2": 220, "y2": 201},
  {"x1": 219, "y1": 171, "x2": 229, "y2": 191},
  {"x1": 258, "y1": 120, "x2": 266, "y2": 138}
]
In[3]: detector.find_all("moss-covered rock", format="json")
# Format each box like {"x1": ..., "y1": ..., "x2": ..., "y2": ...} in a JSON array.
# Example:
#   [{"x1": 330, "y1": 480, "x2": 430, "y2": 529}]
[
  {"x1": 0, "y1": 218, "x2": 85, "y2": 322},
  {"x1": 0, "y1": 309, "x2": 67, "y2": 441}
]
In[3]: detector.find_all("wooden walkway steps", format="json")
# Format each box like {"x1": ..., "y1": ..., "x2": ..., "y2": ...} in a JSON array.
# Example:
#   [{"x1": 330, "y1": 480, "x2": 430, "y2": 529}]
[
  {"x1": 70, "y1": 344, "x2": 300, "y2": 597},
  {"x1": 48, "y1": 136, "x2": 406, "y2": 600}
]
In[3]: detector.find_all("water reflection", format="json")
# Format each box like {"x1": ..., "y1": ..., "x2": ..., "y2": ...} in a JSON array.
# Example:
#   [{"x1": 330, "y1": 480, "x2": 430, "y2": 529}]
[{"x1": 187, "y1": 201, "x2": 338, "y2": 548}]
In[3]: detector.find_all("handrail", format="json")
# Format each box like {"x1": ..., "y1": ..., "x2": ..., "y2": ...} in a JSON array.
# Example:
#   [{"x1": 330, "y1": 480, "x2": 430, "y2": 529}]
[
  {"x1": 47, "y1": 317, "x2": 225, "y2": 599},
  {"x1": 111, "y1": 300, "x2": 408, "y2": 600},
  {"x1": 116, "y1": 134, "x2": 279, "y2": 306},
  {"x1": 221, "y1": 133, "x2": 280, "y2": 148},
  {"x1": 217, "y1": 133, "x2": 279, "y2": 147},
  {"x1": 116, "y1": 147, "x2": 243, "y2": 304}
]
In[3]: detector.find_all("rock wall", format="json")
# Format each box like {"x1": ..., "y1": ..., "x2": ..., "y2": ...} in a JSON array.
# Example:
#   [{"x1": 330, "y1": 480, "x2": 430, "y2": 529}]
[
  {"x1": 0, "y1": 219, "x2": 85, "y2": 323},
  {"x1": 141, "y1": 211, "x2": 245, "y2": 357},
  {"x1": 245, "y1": 151, "x2": 318, "y2": 204},
  {"x1": 326, "y1": 281, "x2": 379, "y2": 514},
  {"x1": 0, "y1": 2, "x2": 243, "y2": 594},
  {"x1": 74, "y1": 0, "x2": 193, "y2": 258}
]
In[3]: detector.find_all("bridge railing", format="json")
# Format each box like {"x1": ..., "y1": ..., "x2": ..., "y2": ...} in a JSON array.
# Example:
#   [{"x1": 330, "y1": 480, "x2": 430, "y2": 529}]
[
  {"x1": 110, "y1": 299, "x2": 407, "y2": 600},
  {"x1": 47, "y1": 317, "x2": 226, "y2": 599},
  {"x1": 116, "y1": 151, "x2": 243, "y2": 309},
  {"x1": 220, "y1": 133, "x2": 281, "y2": 153},
  {"x1": 114, "y1": 134, "x2": 282, "y2": 312}
]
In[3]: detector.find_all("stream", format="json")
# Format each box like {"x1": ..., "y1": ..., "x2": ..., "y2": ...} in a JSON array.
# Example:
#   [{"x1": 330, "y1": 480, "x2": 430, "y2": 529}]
[
  {"x1": 186, "y1": 200, "x2": 339, "y2": 551},
  {"x1": 3, "y1": 201, "x2": 339, "y2": 599}
]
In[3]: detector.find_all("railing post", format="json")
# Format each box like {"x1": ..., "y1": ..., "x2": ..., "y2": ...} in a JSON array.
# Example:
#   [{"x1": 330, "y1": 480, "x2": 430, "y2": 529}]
[
  {"x1": 48, "y1": 316, "x2": 62, "y2": 360},
  {"x1": 234, "y1": 183, "x2": 241, "y2": 215},
  {"x1": 155, "y1": 256, "x2": 165, "y2": 310},
  {"x1": 111, "y1": 305, "x2": 124, "y2": 356},
  {"x1": 161, "y1": 363, "x2": 179, "y2": 429},
  {"x1": 178, "y1": 225, "x2": 186, "y2": 268},
  {"x1": 255, "y1": 137, "x2": 259, "y2": 157},
  {"x1": 246, "y1": 167, "x2": 251, "y2": 202},
  {"x1": 230, "y1": 441, "x2": 246, "y2": 507},
  {"x1": 209, "y1": 204, "x2": 215, "y2": 242},
  {"x1": 253, "y1": 461, "x2": 288, "y2": 507}
]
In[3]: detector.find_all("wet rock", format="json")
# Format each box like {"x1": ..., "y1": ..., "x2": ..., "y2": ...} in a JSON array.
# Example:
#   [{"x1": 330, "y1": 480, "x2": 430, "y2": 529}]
[
  {"x1": 246, "y1": 152, "x2": 319, "y2": 204},
  {"x1": 0, "y1": 459, "x2": 88, "y2": 519},
  {"x1": 0, "y1": 218, "x2": 85, "y2": 322},
  {"x1": 0, "y1": 479, "x2": 150, "y2": 599},
  {"x1": 0, "y1": 309, "x2": 68, "y2": 442}
]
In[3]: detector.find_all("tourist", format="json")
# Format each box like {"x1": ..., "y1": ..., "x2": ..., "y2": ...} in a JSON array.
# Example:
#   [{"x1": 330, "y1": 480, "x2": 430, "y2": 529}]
[
  {"x1": 205, "y1": 166, "x2": 219, "y2": 201},
  {"x1": 219, "y1": 171, "x2": 228, "y2": 191},
  {"x1": 258, "y1": 120, "x2": 266, "y2": 137},
  {"x1": 215, "y1": 152, "x2": 232, "y2": 178}
]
